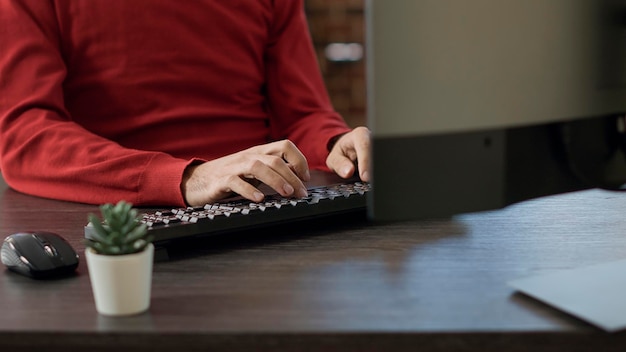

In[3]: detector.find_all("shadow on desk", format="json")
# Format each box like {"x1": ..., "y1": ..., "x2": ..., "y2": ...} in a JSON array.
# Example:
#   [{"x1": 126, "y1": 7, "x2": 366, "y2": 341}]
[{"x1": 157, "y1": 210, "x2": 468, "y2": 264}]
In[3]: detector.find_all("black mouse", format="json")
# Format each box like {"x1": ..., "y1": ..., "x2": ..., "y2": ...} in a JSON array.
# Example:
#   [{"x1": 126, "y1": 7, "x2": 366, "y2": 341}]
[{"x1": 1, "y1": 231, "x2": 79, "y2": 279}]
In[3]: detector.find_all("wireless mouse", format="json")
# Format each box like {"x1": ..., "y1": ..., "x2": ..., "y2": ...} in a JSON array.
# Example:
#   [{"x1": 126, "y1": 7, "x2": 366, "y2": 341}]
[{"x1": 1, "y1": 231, "x2": 79, "y2": 279}]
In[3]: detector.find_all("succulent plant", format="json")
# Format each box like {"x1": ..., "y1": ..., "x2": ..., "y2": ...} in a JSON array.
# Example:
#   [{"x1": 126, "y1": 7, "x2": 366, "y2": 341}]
[{"x1": 86, "y1": 201, "x2": 152, "y2": 255}]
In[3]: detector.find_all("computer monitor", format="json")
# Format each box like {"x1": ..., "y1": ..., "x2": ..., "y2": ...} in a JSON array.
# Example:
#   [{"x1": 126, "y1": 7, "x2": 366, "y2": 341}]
[{"x1": 366, "y1": 0, "x2": 626, "y2": 221}]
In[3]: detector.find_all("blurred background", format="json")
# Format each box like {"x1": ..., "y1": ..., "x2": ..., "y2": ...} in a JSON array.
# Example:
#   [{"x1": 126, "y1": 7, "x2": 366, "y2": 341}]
[{"x1": 305, "y1": 0, "x2": 366, "y2": 128}]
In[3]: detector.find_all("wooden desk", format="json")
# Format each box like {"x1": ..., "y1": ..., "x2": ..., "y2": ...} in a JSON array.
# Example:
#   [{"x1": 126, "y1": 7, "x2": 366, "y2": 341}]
[{"x1": 1, "y1": 177, "x2": 626, "y2": 351}]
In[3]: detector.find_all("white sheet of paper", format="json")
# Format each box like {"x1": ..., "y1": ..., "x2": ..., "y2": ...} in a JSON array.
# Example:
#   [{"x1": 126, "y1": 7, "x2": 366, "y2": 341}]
[{"x1": 509, "y1": 258, "x2": 626, "y2": 332}]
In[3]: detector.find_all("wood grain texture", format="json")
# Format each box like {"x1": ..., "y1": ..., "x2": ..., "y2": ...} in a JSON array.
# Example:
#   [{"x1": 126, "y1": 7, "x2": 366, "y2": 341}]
[{"x1": 1, "y1": 177, "x2": 626, "y2": 351}]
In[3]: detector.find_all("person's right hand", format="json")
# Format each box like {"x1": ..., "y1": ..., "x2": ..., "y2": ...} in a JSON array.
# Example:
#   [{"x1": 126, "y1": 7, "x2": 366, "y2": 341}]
[{"x1": 181, "y1": 140, "x2": 310, "y2": 207}]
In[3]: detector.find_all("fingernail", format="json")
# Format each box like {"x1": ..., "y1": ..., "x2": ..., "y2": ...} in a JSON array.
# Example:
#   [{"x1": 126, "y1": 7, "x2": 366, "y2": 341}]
[
  {"x1": 299, "y1": 187, "x2": 308, "y2": 198},
  {"x1": 361, "y1": 170, "x2": 369, "y2": 182},
  {"x1": 283, "y1": 184, "x2": 294, "y2": 195},
  {"x1": 304, "y1": 170, "x2": 311, "y2": 181},
  {"x1": 253, "y1": 191, "x2": 264, "y2": 202},
  {"x1": 342, "y1": 166, "x2": 352, "y2": 177}
]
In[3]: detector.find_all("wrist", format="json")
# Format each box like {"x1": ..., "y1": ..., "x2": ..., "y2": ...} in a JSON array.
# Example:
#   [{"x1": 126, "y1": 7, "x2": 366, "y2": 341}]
[{"x1": 180, "y1": 160, "x2": 204, "y2": 206}]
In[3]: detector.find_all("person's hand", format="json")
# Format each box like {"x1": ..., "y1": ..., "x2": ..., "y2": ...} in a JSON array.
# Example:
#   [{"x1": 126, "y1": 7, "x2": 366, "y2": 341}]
[
  {"x1": 326, "y1": 126, "x2": 370, "y2": 182},
  {"x1": 182, "y1": 140, "x2": 310, "y2": 206}
]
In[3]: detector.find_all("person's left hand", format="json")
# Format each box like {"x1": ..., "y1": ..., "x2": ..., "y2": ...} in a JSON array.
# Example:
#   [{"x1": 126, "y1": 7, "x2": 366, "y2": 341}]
[{"x1": 326, "y1": 126, "x2": 370, "y2": 182}]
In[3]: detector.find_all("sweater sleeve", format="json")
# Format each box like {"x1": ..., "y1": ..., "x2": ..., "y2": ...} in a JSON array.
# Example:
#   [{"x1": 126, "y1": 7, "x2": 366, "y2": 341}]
[
  {"x1": 0, "y1": 0, "x2": 190, "y2": 206},
  {"x1": 265, "y1": 0, "x2": 352, "y2": 170}
]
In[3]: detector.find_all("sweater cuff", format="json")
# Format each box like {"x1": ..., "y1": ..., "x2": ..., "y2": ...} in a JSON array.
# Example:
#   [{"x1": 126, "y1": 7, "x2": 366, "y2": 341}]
[
  {"x1": 311, "y1": 127, "x2": 351, "y2": 172},
  {"x1": 137, "y1": 154, "x2": 203, "y2": 207}
]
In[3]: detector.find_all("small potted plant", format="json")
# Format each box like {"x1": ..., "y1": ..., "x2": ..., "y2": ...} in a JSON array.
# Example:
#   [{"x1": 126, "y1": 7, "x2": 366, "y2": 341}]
[{"x1": 85, "y1": 201, "x2": 154, "y2": 316}]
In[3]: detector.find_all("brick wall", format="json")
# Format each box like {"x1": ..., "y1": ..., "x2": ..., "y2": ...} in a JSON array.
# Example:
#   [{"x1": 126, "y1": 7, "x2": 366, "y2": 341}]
[{"x1": 305, "y1": 0, "x2": 366, "y2": 128}]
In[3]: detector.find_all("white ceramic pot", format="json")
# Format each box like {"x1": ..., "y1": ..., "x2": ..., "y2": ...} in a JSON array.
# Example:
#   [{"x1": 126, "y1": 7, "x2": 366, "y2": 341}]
[{"x1": 85, "y1": 243, "x2": 154, "y2": 316}]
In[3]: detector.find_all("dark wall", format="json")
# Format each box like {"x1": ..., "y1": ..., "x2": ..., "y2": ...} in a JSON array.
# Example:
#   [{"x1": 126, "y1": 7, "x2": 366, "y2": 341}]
[{"x1": 305, "y1": 0, "x2": 366, "y2": 128}]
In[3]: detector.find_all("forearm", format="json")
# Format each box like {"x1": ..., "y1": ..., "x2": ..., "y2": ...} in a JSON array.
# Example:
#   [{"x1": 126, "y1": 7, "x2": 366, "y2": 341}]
[{"x1": 0, "y1": 107, "x2": 192, "y2": 206}]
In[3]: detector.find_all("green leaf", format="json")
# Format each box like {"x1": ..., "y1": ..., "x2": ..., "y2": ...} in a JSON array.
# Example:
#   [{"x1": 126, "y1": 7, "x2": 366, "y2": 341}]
[
  {"x1": 88, "y1": 215, "x2": 113, "y2": 244},
  {"x1": 123, "y1": 223, "x2": 148, "y2": 244},
  {"x1": 86, "y1": 200, "x2": 152, "y2": 255}
]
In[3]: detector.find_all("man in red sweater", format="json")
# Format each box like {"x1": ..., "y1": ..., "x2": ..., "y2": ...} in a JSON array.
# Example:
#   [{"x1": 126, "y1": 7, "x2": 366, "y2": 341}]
[{"x1": 0, "y1": 0, "x2": 370, "y2": 207}]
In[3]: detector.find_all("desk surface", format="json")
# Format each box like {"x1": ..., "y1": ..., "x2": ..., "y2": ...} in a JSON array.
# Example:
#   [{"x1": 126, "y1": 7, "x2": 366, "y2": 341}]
[{"x1": 1, "y1": 175, "x2": 626, "y2": 351}]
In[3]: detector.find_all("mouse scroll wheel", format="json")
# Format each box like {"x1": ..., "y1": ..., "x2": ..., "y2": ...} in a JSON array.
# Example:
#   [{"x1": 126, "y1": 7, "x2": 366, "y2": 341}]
[{"x1": 43, "y1": 245, "x2": 56, "y2": 257}]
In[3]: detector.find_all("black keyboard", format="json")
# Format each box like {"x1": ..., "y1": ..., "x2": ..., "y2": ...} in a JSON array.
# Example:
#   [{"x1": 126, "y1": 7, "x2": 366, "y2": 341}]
[{"x1": 84, "y1": 180, "x2": 370, "y2": 245}]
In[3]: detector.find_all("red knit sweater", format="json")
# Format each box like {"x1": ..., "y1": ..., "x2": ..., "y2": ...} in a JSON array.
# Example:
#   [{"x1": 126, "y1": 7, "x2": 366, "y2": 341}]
[{"x1": 0, "y1": 0, "x2": 350, "y2": 206}]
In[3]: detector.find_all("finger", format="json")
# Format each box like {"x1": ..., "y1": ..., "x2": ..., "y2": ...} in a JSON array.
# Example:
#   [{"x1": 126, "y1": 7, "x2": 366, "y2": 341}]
[
  {"x1": 281, "y1": 150, "x2": 310, "y2": 182},
  {"x1": 326, "y1": 127, "x2": 371, "y2": 181},
  {"x1": 326, "y1": 152, "x2": 356, "y2": 179},
  {"x1": 264, "y1": 140, "x2": 310, "y2": 182},
  {"x1": 247, "y1": 156, "x2": 308, "y2": 198},
  {"x1": 352, "y1": 130, "x2": 371, "y2": 182},
  {"x1": 224, "y1": 175, "x2": 266, "y2": 203}
]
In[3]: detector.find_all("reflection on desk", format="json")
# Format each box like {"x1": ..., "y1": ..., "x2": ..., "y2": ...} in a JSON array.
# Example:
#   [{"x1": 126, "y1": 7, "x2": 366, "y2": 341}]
[{"x1": 1, "y1": 178, "x2": 626, "y2": 351}]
